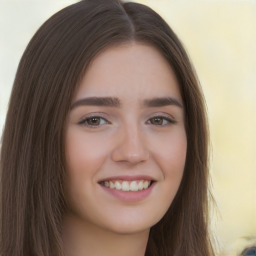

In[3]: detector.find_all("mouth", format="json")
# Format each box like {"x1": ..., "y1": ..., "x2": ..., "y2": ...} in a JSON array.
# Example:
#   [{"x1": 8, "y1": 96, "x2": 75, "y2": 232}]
[
  {"x1": 99, "y1": 179, "x2": 154, "y2": 192},
  {"x1": 98, "y1": 176, "x2": 156, "y2": 202}
]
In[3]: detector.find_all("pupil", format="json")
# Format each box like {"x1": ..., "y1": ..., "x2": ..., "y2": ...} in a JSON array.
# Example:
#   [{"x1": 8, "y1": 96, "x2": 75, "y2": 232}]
[
  {"x1": 153, "y1": 117, "x2": 162, "y2": 125},
  {"x1": 89, "y1": 117, "x2": 100, "y2": 125}
]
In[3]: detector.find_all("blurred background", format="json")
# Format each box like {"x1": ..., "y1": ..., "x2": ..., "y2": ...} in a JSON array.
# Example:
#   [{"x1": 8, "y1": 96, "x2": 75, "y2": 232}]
[{"x1": 0, "y1": 0, "x2": 255, "y2": 255}]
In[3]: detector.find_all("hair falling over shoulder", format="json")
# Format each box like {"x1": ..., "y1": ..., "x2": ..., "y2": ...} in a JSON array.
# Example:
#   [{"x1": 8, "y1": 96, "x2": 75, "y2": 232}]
[{"x1": 0, "y1": 0, "x2": 215, "y2": 255}]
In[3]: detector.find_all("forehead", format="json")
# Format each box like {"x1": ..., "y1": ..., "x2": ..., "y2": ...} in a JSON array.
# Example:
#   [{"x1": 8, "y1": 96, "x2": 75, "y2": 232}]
[{"x1": 73, "y1": 42, "x2": 182, "y2": 102}]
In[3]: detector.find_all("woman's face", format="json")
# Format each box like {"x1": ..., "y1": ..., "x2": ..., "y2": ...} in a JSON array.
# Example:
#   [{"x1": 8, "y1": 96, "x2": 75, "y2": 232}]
[{"x1": 65, "y1": 43, "x2": 187, "y2": 234}]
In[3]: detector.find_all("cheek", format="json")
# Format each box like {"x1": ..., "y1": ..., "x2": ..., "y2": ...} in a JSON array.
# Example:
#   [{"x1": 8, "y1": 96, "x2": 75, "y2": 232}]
[
  {"x1": 163, "y1": 138, "x2": 187, "y2": 176},
  {"x1": 64, "y1": 129, "x2": 110, "y2": 208},
  {"x1": 151, "y1": 128, "x2": 187, "y2": 175},
  {"x1": 64, "y1": 129, "x2": 112, "y2": 214},
  {"x1": 65, "y1": 128, "x2": 109, "y2": 176},
  {"x1": 150, "y1": 129, "x2": 187, "y2": 198},
  {"x1": 143, "y1": 129, "x2": 187, "y2": 224}
]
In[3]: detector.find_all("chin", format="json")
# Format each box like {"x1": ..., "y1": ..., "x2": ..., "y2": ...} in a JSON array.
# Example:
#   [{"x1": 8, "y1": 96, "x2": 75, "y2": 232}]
[
  {"x1": 102, "y1": 221, "x2": 151, "y2": 236},
  {"x1": 97, "y1": 211, "x2": 163, "y2": 235}
]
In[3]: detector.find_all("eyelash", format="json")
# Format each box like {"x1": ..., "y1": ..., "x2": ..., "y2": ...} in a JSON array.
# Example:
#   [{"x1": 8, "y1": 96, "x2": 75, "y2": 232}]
[
  {"x1": 78, "y1": 115, "x2": 176, "y2": 128},
  {"x1": 146, "y1": 115, "x2": 176, "y2": 126},
  {"x1": 78, "y1": 116, "x2": 110, "y2": 128}
]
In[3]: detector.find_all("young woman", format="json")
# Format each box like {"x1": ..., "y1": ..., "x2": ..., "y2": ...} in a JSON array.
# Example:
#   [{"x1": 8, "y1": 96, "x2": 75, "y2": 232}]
[{"x1": 0, "y1": 0, "x2": 215, "y2": 255}]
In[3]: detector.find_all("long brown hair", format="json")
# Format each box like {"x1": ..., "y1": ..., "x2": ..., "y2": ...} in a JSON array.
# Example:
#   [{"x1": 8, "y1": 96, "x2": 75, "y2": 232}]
[{"x1": 0, "y1": 0, "x2": 214, "y2": 255}]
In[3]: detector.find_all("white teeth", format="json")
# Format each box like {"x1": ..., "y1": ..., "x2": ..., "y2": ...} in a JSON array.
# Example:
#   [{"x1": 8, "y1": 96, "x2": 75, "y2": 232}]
[
  {"x1": 109, "y1": 181, "x2": 115, "y2": 189},
  {"x1": 143, "y1": 181, "x2": 150, "y2": 189},
  {"x1": 122, "y1": 181, "x2": 129, "y2": 191},
  {"x1": 138, "y1": 181, "x2": 144, "y2": 190},
  {"x1": 101, "y1": 180, "x2": 152, "y2": 191},
  {"x1": 130, "y1": 181, "x2": 138, "y2": 191},
  {"x1": 115, "y1": 181, "x2": 122, "y2": 190}
]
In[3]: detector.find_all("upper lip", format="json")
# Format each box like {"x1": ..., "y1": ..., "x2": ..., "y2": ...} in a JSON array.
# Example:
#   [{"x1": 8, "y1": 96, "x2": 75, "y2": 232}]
[{"x1": 98, "y1": 175, "x2": 156, "y2": 182}]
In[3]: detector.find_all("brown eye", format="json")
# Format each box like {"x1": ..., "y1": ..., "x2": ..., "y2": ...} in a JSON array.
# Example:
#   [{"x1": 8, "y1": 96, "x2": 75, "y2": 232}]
[
  {"x1": 87, "y1": 117, "x2": 101, "y2": 126},
  {"x1": 79, "y1": 116, "x2": 108, "y2": 127},
  {"x1": 150, "y1": 117, "x2": 164, "y2": 125},
  {"x1": 147, "y1": 116, "x2": 176, "y2": 126}
]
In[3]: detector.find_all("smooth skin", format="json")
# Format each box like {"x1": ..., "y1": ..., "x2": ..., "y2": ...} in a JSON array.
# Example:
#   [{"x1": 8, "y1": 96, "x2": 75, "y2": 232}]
[{"x1": 63, "y1": 42, "x2": 187, "y2": 256}]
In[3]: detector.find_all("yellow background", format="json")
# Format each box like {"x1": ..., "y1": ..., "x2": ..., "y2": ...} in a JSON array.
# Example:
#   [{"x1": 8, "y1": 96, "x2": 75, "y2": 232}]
[{"x1": 0, "y1": 1, "x2": 255, "y2": 255}]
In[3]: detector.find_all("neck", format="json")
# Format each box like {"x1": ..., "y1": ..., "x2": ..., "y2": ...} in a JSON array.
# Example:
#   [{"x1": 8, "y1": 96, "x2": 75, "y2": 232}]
[{"x1": 62, "y1": 213, "x2": 150, "y2": 256}]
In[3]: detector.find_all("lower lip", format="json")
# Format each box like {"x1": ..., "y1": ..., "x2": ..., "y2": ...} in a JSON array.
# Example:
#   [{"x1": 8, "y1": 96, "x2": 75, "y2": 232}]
[{"x1": 99, "y1": 182, "x2": 155, "y2": 202}]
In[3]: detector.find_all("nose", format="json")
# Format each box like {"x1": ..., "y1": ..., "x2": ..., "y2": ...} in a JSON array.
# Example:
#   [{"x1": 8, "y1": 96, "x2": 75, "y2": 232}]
[{"x1": 111, "y1": 124, "x2": 150, "y2": 164}]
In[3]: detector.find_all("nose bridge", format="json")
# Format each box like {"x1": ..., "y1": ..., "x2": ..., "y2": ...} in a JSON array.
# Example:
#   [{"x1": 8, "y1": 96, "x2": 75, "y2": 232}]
[{"x1": 111, "y1": 121, "x2": 149, "y2": 164}]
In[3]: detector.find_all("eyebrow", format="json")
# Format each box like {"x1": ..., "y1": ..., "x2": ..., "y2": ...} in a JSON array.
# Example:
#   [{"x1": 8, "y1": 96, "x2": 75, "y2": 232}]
[
  {"x1": 70, "y1": 97, "x2": 121, "y2": 109},
  {"x1": 143, "y1": 97, "x2": 183, "y2": 108},
  {"x1": 70, "y1": 96, "x2": 183, "y2": 110}
]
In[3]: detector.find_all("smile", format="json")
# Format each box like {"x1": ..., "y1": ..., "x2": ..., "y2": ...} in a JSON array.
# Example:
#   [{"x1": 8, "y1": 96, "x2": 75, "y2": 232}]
[{"x1": 100, "y1": 180, "x2": 152, "y2": 192}]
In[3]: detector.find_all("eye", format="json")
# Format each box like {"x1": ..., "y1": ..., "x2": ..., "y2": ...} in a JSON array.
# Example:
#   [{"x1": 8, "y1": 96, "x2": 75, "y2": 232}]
[
  {"x1": 78, "y1": 116, "x2": 109, "y2": 127},
  {"x1": 147, "y1": 116, "x2": 176, "y2": 126}
]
